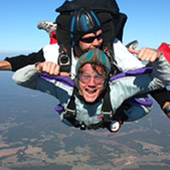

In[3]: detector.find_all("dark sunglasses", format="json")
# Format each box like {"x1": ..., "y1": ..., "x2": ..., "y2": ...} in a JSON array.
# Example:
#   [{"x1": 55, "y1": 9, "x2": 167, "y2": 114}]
[{"x1": 80, "y1": 33, "x2": 103, "y2": 43}]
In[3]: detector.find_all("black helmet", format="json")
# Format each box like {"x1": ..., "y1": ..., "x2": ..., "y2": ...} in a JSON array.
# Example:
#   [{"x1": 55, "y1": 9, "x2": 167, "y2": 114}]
[{"x1": 70, "y1": 8, "x2": 101, "y2": 46}]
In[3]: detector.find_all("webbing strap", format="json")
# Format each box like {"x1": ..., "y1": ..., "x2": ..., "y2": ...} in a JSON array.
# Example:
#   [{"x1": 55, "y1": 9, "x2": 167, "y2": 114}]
[
  {"x1": 63, "y1": 88, "x2": 85, "y2": 128},
  {"x1": 103, "y1": 46, "x2": 121, "y2": 76},
  {"x1": 64, "y1": 88, "x2": 76, "y2": 118},
  {"x1": 101, "y1": 87, "x2": 114, "y2": 122}
]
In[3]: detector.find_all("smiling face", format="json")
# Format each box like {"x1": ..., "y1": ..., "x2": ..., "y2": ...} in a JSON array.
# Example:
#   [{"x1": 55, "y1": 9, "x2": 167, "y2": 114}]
[
  {"x1": 78, "y1": 63, "x2": 106, "y2": 103},
  {"x1": 79, "y1": 30, "x2": 103, "y2": 52}
]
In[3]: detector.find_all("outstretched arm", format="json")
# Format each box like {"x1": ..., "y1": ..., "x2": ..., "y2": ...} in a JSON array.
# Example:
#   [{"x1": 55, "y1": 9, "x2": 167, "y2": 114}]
[
  {"x1": 13, "y1": 62, "x2": 66, "y2": 97},
  {"x1": 2, "y1": 49, "x2": 45, "y2": 71},
  {"x1": 13, "y1": 62, "x2": 72, "y2": 106},
  {"x1": 110, "y1": 50, "x2": 170, "y2": 113},
  {"x1": 13, "y1": 61, "x2": 60, "y2": 86}
]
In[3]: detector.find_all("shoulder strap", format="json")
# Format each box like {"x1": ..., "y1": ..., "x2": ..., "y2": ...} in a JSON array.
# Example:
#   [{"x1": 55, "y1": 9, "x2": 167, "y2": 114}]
[
  {"x1": 39, "y1": 74, "x2": 75, "y2": 87},
  {"x1": 63, "y1": 86, "x2": 114, "y2": 129},
  {"x1": 62, "y1": 88, "x2": 86, "y2": 129},
  {"x1": 63, "y1": 87, "x2": 76, "y2": 120},
  {"x1": 101, "y1": 86, "x2": 114, "y2": 122},
  {"x1": 110, "y1": 67, "x2": 153, "y2": 82},
  {"x1": 103, "y1": 45, "x2": 121, "y2": 77}
]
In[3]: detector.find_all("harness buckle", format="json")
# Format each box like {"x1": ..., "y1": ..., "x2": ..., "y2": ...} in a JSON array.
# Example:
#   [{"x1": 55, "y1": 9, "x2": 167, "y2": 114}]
[
  {"x1": 102, "y1": 111, "x2": 113, "y2": 122},
  {"x1": 63, "y1": 108, "x2": 76, "y2": 119}
]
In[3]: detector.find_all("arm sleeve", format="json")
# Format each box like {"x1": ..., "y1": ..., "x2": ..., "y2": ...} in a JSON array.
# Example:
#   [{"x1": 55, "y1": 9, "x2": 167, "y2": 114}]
[
  {"x1": 12, "y1": 64, "x2": 72, "y2": 102},
  {"x1": 124, "y1": 103, "x2": 151, "y2": 122},
  {"x1": 12, "y1": 64, "x2": 59, "y2": 97},
  {"x1": 4, "y1": 49, "x2": 45, "y2": 71},
  {"x1": 113, "y1": 39, "x2": 145, "y2": 72}
]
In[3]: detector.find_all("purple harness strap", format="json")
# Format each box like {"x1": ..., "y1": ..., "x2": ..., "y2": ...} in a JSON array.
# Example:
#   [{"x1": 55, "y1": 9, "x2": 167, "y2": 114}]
[
  {"x1": 128, "y1": 97, "x2": 153, "y2": 107},
  {"x1": 55, "y1": 104, "x2": 65, "y2": 112},
  {"x1": 110, "y1": 67, "x2": 153, "y2": 82},
  {"x1": 39, "y1": 73, "x2": 74, "y2": 87}
]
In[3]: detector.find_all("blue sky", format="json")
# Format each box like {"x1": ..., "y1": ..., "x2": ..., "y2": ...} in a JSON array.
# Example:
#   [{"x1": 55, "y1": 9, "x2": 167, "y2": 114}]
[{"x1": 0, "y1": 0, "x2": 170, "y2": 57}]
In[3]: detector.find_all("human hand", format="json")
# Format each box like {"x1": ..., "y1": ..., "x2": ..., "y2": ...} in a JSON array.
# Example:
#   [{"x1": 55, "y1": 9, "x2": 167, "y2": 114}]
[
  {"x1": 0, "y1": 61, "x2": 12, "y2": 70},
  {"x1": 36, "y1": 62, "x2": 60, "y2": 76},
  {"x1": 128, "y1": 48, "x2": 163, "y2": 62},
  {"x1": 60, "y1": 72, "x2": 70, "y2": 77}
]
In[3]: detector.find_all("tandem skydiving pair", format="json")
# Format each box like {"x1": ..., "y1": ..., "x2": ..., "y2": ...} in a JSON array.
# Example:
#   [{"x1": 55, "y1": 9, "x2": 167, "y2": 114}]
[{"x1": 1, "y1": 1, "x2": 170, "y2": 132}]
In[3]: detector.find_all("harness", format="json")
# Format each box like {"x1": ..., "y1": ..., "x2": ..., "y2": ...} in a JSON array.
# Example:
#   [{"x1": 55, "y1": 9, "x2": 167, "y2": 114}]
[
  {"x1": 57, "y1": 85, "x2": 152, "y2": 131},
  {"x1": 40, "y1": 67, "x2": 153, "y2": 132},
  {"x1": 58, "y1": 85, "x2": 119, "y2": 130}
]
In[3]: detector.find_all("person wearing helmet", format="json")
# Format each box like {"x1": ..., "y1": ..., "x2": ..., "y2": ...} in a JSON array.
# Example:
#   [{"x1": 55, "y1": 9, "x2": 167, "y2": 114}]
[
  {"x1": 13, "y1": 48, "x2": 170, "y2": 132},
  {"x1": 0, "y1": 8, "x2": 170, "y2": 119},
  {"x1": 0, "y1": 8, "x2": 106, "y2": 75}
]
